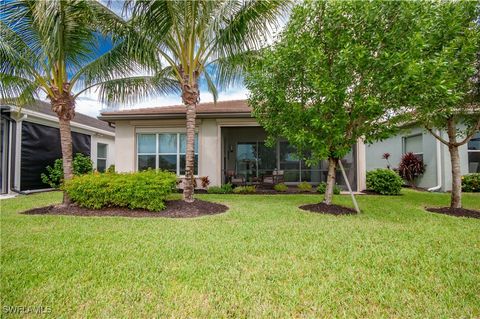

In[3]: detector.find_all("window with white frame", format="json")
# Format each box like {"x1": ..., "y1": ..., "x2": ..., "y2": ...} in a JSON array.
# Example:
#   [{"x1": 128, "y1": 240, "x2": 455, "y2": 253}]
[
  {"x1": 97, "y1": 143, "x2": 108, "y2": 172},
  {"x1": 468, "y1": 131, "x2": 480, "y2": 173},
  {"x1": 404, "y1": 134, "x2": 423, "y2": 161},
  {"x1": 137, "y1": 133, "x2": 198, "y2": 175}
]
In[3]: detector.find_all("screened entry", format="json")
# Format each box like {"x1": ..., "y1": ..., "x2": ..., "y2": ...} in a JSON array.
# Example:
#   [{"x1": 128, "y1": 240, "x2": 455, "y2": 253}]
[{"x1": 222, "y1": 127, "x2": 357, "y2": 190}]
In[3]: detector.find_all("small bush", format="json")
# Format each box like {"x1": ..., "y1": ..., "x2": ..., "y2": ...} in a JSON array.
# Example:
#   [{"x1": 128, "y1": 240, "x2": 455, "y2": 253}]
[
  {"x1": 297, "y1": 181, "x2": 312, "y2": 191},
  {"x1": 200, "y1": 176, "x2": 210, "y2": 188},
  {"x1": 64, "y1": 170, "x2": 177, "y2": 211},
  {"x1": 366, "y1": 169, "x2": 403, "y2": 195},
  {"x1": 316, "y1": 182, "x2": 341, "y2": 195},
  {"x1": 207, "y1": 183, "x2": 234, "y2": 194},
  {"x1": 233, "y1": 185, "x2": 256, "y2": 194},
  {"x1": 462, "y1": 173, "x2": 480, "y2": 192},
  {"x1": 274, "y1": 183, "x2": 288, "y2": 192},
  {"x1": 398, "y1": 152, "x2": 425, "y2": 186},
  {"x1": 41, "y1": 153, "x2": 93, "y2": 188},
  {"x1": 106, "y1": 165, "x2": 116, "y2": 174}
]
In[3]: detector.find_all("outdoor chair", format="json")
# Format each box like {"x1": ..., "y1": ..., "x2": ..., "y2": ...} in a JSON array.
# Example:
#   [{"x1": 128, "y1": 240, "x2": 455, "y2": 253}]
[
  {"x1": 262, "y1": 169, "x2": 285, "y2": 188},
  {"x1": 227, "y1": 169, "x2": 246, "y2": 186}
]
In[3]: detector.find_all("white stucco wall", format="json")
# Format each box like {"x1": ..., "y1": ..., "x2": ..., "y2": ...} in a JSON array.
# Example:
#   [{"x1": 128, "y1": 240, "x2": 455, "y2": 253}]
[
  {"x1": 114, "y1": 120, "x2": 136, "y2": 173},
  {"x1": 91, "y1": 135, "x2": 115, "y2": 170},
  {"x1": 366, "y1": 124, "x2": 474, "y2": 191},
  {"x1": 112, "y1": 117, "x2": 368, "y2": 189}
]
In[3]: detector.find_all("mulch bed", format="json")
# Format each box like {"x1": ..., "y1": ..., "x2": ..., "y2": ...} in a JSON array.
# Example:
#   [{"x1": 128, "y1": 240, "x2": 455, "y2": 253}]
[
  {"x1": 299, "y1": 203, "x2": 358, "y2": 215},
  {"x1": 21, "y1": 199, "x2": 228, "y2": 219},
  {"x1": 425, "y1": 207, "x2": 480, "y2": 219}
]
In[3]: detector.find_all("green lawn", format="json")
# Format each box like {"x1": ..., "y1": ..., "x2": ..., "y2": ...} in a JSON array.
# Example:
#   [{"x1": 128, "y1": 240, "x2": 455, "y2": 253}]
[{"x1": 1, "y1": 190, "x2": 479, "y2": 318}]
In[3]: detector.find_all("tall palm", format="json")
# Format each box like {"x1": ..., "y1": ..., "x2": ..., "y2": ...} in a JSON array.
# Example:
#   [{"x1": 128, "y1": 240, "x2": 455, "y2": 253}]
[
  {"x1": 0, "y1": 0, "x2": 174, "y2": 204},
  {"x1": 124, "y1": 0, "x2": 290, "y2": 202}
]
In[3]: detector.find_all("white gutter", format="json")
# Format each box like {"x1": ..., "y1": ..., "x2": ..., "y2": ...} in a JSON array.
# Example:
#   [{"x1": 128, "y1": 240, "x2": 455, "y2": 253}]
[{"x1": 428, "y1": 129, "x2": 442, "y2": 192}]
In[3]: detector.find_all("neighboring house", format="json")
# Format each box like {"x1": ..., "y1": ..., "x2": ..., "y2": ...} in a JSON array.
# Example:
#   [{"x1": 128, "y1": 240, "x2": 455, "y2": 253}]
[
  {"x1": 0, "y1": 101, "x2": 115, "y2": 194},
  {"x1": 366, "y1": 124, "x2": 479, "y2": 192},
  {"x1": 99, "y1": 100, "x2": 367, "y2": 191}
]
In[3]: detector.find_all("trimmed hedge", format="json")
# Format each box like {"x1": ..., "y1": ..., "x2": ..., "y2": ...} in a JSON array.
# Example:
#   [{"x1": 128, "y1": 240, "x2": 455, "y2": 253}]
[
  {"x1": 207, "y1": 183, "x2": 234, "y2": 194},
  {"x1": 366, "y1": 169, "x2": 403, "y2": 195},
  {"x1": 462, "y1": 173, "x2": 480, "y2": 192},
  {"x1": 297, "y1": 181, "x2": 312, "y2": 191},
  {"x1": 233, "y1": 185, "x2": 256, "y2": 194},
  {"x1": 64, "y1": 170, "x2": 177, "y2": 211},
  {"x1": 274, "y1": 183, "x2": 288, "y2": 192},
  {"x1": 41, "y1": 153, "x2": 93, "y2": 188}
]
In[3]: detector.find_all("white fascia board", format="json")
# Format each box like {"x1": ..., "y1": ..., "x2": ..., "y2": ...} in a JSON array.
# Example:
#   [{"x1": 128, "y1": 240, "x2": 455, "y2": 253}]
[{"x1": 6, "y1": 105, "x2": 114, "y2": 137}]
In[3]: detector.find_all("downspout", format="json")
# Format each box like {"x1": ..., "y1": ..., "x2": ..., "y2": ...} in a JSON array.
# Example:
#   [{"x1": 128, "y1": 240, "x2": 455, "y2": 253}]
[{"x1": 428, "y1": 130, "x2": 442, "y2": 192}]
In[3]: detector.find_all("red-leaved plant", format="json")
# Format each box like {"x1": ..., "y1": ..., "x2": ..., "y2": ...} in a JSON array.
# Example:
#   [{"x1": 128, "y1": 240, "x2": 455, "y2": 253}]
[{"x1": 398, "y1": 152, "x2": 425, "y2": 186}]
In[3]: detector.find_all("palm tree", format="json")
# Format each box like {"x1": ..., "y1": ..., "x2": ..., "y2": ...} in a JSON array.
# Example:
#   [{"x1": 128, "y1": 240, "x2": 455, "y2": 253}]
[
  {"x1": 125, "y1": 0, "x2": 290, "y2": 202},
  {"x1": 0, "y1": 0, "x2": 173, "y2": 205}
]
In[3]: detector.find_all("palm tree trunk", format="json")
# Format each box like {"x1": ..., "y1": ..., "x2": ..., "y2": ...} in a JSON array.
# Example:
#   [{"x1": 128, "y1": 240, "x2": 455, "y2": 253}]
[
  {"x1": 323, "y1": 157, "x2": 338, "y2": 205},
  {"x1": 59, "y1": 116, "x2": 73, "y2": 205},
  {"x1": 446, "y1": 117, "x2": 461, "y2": 209},
  {"x1": 50, "y1": 87, "x2": 75, "y2": 206},
  {"x1": 180, "y1": 74, "x2": 199, "y2": 203},
  {"x1": 183, "y1": 101, "x2": 197, "y2": 202}
]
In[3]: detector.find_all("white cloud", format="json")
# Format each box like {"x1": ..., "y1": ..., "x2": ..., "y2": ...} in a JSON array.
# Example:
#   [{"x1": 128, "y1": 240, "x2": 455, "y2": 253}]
[{"x1": 77, "y1": 87, "x2": 249, "y2": 117}]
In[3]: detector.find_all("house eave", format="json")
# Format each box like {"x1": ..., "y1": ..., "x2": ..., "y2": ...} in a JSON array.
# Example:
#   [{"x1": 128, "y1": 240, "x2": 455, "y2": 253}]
[{"x1": 98, "y1": 112, "x2": 253, "y2": 122}]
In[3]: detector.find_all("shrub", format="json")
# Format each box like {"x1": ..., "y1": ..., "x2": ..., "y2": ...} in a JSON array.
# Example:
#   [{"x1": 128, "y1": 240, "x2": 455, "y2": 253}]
[
  {"x1": 297, "y1": 181, "x2": 312, "y2": 191},
  {"x1": 207, "y1": 183, "x2": 234, "y2": 194},
  {"x1": 366, "y1": 169, "x2": 403, "y2": 195},
  {"x1": 200, "y1": 176, "x2": 210, "y2": 188},
  {"x1": 398, "y1": 152, "x2": 425, "y2": 186},
  {"x1": 316, "y1": 182, "x2": 341, "y2": 195},
  {"x1": 64, "y1": 170, "x2": 177, "y2": 211},
  {"x1": 41, "y1": 153, "x2": 93, "y2": 188},
  {"x1": 462, "y1": 173, "x2": 480, "y2": 192},
  {"x1": 106, "y1": 165, "x2": 116, "y2": 174},
  {"x1": 274, "y1": 183, "x2": 288, "y2": 192},
  {"x1": 233, "y1": 185, "x2": 256, "y2": 194}
]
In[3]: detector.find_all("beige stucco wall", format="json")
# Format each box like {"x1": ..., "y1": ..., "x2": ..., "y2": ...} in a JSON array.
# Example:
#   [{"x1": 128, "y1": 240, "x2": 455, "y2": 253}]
[
  {"x1": 112, "y1": 118, "x2": 368, "y2": 189},
  {"x1": 114, "y1": 120, "x2": 136, "y2": 173}
]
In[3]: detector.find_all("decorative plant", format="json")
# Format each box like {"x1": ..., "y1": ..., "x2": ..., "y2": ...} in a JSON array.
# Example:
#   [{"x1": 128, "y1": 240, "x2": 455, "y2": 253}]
[
  {"x1": 317, "y1": 182, "x2": 341, "y2": 195},
  {"x1": 461, "y1": 174, "x2": 480, "y2": 192},
  {"x1": 366, "y1": 169, "x2": 403, "y2": 195},
  {"x1": 41, "y1": 153, "x2": 93, "y2": 189},
  {"x1": 200, "y1": 176, "x2": 210, "y2": 189},
  {"x1": 398, "y1": 152, "x2": 425, "y2": 187},
  {"x1": 382, "y1": 153, "x2": 392, "y2": 169},
  {"x1": 297, "y1": 182, "x2": 312, "y2": 192},
  {"x1": 274, "y1": 183, "x2": 288, "y2": 192},
  {"x1": 233, "y1": 186, "x2": 257, "y2": 194}
]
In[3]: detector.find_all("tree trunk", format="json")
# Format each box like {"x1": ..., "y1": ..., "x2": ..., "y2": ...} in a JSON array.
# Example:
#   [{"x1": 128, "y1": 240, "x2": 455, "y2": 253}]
[
  {"x1": 59, "y1": 117, "x2": 73, "y2": 205},
  {"x1": 183, "y1": 102, "x2": 197, "y2": 202},
  {"x1": 323, "y1": 157, "x2": 338, "y2": 205},
  {"x1": 50, "y1": 84, "x2": 75, "y2": 206},
  {"x1": 446, "y1": 117, "x2": 461, "y2": 209},
  {"x1": 449, "y1": 144, "x2": 462, "y2": 209},
  {"x1": 180, "y1": 72, "x2": 199, "y2": 203}
]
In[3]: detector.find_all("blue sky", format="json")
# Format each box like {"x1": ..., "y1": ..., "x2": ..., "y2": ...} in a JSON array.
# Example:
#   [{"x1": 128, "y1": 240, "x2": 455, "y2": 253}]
[{"x1": 75, "y1": 0, "x2": 250, "y2": 117}]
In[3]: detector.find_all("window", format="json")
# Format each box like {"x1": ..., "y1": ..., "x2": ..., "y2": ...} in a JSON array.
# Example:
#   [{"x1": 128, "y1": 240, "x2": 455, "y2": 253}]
[
  {"x1": 137, "y1": 133, "x2": 198, "y2": 175},
  {"x1": 468, "y1": 131, "x2": 480, "y2": 173},
  {"x1": 404, "y1": 134, "x2": 423, "y2": 161},
  {"x1": 97, "y1": 143, "x2": 108, "y2": 172}
]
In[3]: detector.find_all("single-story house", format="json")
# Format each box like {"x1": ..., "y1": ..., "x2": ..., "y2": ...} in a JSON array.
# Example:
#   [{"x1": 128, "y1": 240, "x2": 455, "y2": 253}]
[
  {"x1": 366, "y1": 124, "x2": 479, "y2": 191},
  {"x1": 1, "y1": 101, "x2": 115, "y2": 194},
  {"x1": 99, "y1": 100, "x2": 367, "y2": 191}
]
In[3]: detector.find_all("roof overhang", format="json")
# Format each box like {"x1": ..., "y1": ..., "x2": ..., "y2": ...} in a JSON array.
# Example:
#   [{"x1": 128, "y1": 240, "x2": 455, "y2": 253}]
[{"x1": 98, "y1": 112, "x2": 253, "y2": 121}]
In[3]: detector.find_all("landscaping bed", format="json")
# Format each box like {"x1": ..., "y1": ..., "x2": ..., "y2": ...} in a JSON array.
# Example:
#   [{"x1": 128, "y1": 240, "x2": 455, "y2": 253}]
[
  {"x1": 22, "y1": 199, "x2": 228, "y2": 218},
  {"x1": 426, "y1": 207, "x2": 480, "y2": 219},
  {"x1": 299, "y1": 202, "x2": 357, "y2": 215}
]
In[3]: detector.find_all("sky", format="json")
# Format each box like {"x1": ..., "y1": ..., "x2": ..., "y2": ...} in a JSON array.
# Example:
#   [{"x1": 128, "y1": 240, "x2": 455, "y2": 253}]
[{"x1": 74, "y1": 1, "x2": 252, "y2": 118}]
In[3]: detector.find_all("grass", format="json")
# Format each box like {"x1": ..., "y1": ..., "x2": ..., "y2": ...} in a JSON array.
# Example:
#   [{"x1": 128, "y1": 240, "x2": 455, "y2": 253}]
[{"x1": 1, "y1": 190, "x2": 479, "y2": 318}]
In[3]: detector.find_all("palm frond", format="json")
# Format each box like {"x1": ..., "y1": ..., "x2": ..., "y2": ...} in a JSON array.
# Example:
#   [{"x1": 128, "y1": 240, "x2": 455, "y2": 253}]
[{"x1": 87, "y1": 69, "x2": 180, "y2": 106}]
